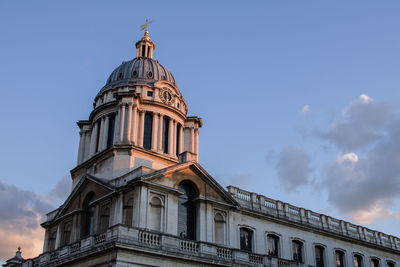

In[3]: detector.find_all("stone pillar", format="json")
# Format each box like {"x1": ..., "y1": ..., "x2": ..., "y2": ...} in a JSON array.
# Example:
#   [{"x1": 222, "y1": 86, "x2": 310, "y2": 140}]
[
  {"x1": 130, "y1": 104, "x2": 138, "y2": 145},
  {"x1": 54, "y1": 224, "x2": 61, "y2": 249},
  {"x1": 151, "y1": 113, "x2": 158, "y2": 151},
  {"x1": 138, "y1": 110, "x2": 145, "y2": 147},
  {"x1": 172, "y1": 119, "x2": 177, "y2": 156},
  {"x1": 97, "y1": 117, "x2": 104, "y2": 152},
  {"x1": 102, "y1": 115, "x2": 110, "y2": 150},
  {"x1": 77, "y1": 131, "x2": 85, "y2": 164},
  {"x1": 88, "y1": 122, "x2": 98, "y2": 157},
  {"x1": 113, "y1": 108, "x2": 121, "y2": 145},
  {"x1": 179, "y1": 124, "x2": 184, "y2": 154},
  {"x1": 194, "y1": 128, "x2": 199, "y2": 155},
  {"x1": 158, "y1": 113, "x2": 164, "y2": 152},
  {"x1": 168, "y1": 119, "x2": 174, "y2": 156},
  {"x1": 190, "y1": 127, "x2": 195, "y2": 153},
  {"x1": 119, "y1": 104, "x2": 126, "y2": 143},
  {"x1": 125, "y1": 103, "x2": 133, "y2": 143},
  {"x1": 43, "y1": 229, "x2": 49, "y2": 253}
]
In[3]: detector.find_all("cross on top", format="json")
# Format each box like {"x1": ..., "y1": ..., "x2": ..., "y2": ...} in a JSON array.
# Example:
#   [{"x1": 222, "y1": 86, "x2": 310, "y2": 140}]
[{"x1": 140, "y1": 19, "x2": 152, "y2": 32}]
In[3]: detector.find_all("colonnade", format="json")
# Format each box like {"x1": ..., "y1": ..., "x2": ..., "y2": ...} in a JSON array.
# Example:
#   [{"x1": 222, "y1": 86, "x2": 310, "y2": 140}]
[{"x1": 77, "y1": 103, "x2": 199, "y2": 164}]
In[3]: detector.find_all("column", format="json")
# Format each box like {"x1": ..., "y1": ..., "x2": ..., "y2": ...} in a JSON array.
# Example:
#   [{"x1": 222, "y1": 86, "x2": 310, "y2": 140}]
[
  {"x1": 190, "y1": 127, "x2": 195, "y2": 153},
  {"x1": 88, "y1": 122, "x2": 98, "y2": 157},
  {"x1": 194, "y1": 128, "x2": 199, "y2": 154},
  {"x1": 158, "y1": 113, "x2": 164, "y2": 152},
  {"x1": 77, "y1": 131, "x2": 84, "y2": 164},
  {"x1": 172, "y1": 120, "x2": 177, "y2": 156},
  {"x1": 113, "y1": 108, "x2": 121, "y2": 144},
  {"x1": 130, "y1": 104, "x2": 138, "y2": 145},
  {"x1": 179, "y1": 124, "x2": 184, "y2": 154},
  {"x1": 102, "y1": 115, "x2": 110, "y2": 150},
  {"x1": 138, "y1": 110, "x2": 145, "y2": 147},
  {"x1": 151, "y1": 113, "x2": 158, "y2": 151},
  {"x1": 97, "y1": 117, "x2": 105, "y2": 151},
  {"x1": 83, "y1": 131, "x2": 90, "y2": 160},
  {"x1": 119, "y1": 104, "x2": 126, "y2": 143},
  {"x1": 168, "y1": 119, "x2": 174, "y2": 156},
  {"x1": 125, "y1": 103, "x2": 133, "y2": 143}
]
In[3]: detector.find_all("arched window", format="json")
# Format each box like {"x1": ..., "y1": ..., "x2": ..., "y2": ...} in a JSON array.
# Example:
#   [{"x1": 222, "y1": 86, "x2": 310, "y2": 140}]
[
  {"x1": 292, "y1": 240, "x2": 303, "y2": 262},
  {"x1": 61, "y1": 221, "x2": 72, "y2": 246},
  {"x1": 335, "y1": 250, "x2": 345, "y2": 267},
  {"x1": 214, "y1": 212, "x2": 225, "y2": 245},
  {"x1": 386, "y1": 261, "x2": 395, "y2": 267},
  {"x1": 107, "y1": 113, "x2": 116, "y2": 148},
  {"x1": 267, "y1": 234, "x2": 279, "y2": 257},
  {"x1": 177, "y1": 181, "x2": 197, "y2": 240},
  {"x1": 82, "y1": 192, "x2": 96, "y2": 237},
  {"x1": 315, "y1": 245, "x2": 324, "y2": 267},
  {"x1": 240, "y1": 228, "x2": 253, "y2": 252},
  {"x1": 149, "y1": 196, "x2": 163, "y2": 231},
  {"x1": 371, "y1": 258, "x2": 380, "y2": 267},
  {"x1": 162, "y1": 117, "x2": 170, "y2": 154},
  {"x1": 354, "y1": 254, "x2": 363, "y2": 267},
  {"x1": 143, "y1": 112, "x2": 153, "y2": 149},
  {"x1": 99, "y1": 205, "x2": 110, "y2": 233},
  {"x1": 176, "y1": 123, "x2": 182, "y2": 156},
  {"x1": 123, "y1": 197, "x2": 133, "y2": 226}
]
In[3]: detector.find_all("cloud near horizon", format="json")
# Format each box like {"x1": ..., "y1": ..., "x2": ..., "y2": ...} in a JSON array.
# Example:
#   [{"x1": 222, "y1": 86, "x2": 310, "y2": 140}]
[{"x1": 0, "y1": 176, "x2": 71, "y2": 263}]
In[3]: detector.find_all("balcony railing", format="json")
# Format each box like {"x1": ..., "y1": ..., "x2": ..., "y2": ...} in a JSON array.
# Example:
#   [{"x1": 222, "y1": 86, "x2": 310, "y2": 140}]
[
  {"x1": 24, "y1": 225, "x2": 301, "y2": 267},
  {"x1": 227, "y1": 186, "x2": 400, "y2": 252}
]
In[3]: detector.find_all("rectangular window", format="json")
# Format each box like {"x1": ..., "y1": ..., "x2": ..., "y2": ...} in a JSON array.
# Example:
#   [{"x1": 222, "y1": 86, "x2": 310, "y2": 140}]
[
  {"x1": 143, "y1": 113, "x2": 153, "y2": 149},
  {"x1": 240, "y1": 228, "x2": 252, "y2": 252},
  {"x1": 147, "y1": 91, "x2": 153, "y2": 97},
  {"x1": 267, "y1": 235, "x2": 279, "y2": 256},
  {"x1": 315, "y1": 246, "x2": 324, "y2": 267},
  {"x1": 292, "y1": 241, "x2": 303, "y2": 262}
]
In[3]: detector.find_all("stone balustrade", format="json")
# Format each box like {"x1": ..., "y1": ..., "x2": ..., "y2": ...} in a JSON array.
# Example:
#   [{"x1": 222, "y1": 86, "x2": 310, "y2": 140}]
[
  {"x1": 227, "y1": 186, "x2": 400, "y2": 251},
  {"x1": 23, "y1": 225, "x2": 301, "y2": 267}
]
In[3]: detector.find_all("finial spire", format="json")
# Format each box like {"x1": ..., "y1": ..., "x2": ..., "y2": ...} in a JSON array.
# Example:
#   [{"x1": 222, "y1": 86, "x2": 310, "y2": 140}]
[{"x1": 140, "y1": 19, "x2": 152, "y2": 41}]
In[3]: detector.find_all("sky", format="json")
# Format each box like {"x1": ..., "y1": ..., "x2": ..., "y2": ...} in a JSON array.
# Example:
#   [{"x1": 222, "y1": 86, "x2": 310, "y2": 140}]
[{"x1": 1, "y1": 0, "x2": 400, "y2": 262}]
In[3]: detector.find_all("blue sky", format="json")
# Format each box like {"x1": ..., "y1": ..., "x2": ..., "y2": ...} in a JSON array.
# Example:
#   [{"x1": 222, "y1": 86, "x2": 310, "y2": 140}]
[{"x1": 1, "y1": 0, "x2": 400, "y2": 261}]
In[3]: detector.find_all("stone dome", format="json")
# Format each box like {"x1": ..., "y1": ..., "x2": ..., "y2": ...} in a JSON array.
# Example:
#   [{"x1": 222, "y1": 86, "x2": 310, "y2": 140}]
[{"x1": 100, "y1": 57, "x2": 176, "y2": 93}]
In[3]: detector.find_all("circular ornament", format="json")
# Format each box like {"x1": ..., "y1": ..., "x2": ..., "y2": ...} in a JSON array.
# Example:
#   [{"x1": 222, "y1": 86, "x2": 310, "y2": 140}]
[{"x1": 159, "y1": 87, "x2": 175, "y2": 105}]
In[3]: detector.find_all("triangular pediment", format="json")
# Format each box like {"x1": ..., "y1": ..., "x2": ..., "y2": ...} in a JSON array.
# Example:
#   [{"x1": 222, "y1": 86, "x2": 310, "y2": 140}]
[
  {"x1": 51, "y1": 175, "x2": 114, "y2": 221},
  {"x1": 139, "y1": 162, "x2": 238, "y2": 207}
]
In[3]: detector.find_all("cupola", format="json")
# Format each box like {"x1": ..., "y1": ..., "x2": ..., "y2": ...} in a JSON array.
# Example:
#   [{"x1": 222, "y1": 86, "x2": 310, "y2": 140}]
[{"x1": 136, "y1": 19, "x2": 155, "y2": 59}]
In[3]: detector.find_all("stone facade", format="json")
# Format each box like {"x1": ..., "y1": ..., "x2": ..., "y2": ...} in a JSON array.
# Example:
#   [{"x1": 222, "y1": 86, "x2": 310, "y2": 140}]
[{"x1": 4, "y1": 30, "x2": 400, "y2": 267}]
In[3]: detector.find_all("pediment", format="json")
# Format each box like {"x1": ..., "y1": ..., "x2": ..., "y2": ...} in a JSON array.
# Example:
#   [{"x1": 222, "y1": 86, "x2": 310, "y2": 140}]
[
  {"x1": 140, "y1": 162, "x2": 238, "y2": 207},
  {"x1": 53, "y1": 175, "x2": 114, "y2": 221}
]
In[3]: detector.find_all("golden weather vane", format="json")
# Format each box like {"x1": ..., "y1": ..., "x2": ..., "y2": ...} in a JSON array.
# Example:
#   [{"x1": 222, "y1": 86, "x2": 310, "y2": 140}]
[{"x1": 140, "y1": 19, "x2": 152, "y2": 32}]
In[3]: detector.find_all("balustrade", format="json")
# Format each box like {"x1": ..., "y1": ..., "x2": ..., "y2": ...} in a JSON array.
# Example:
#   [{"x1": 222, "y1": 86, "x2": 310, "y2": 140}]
[
  {"x1": 216, "y1": 247, "x2": 232, "y2": 260},
  {"x1": 180, "y1": 239, "x2": 199, "y2": 254},
  {"x1": 139, "y1": 231, "x2": 160, "y2": 246}
]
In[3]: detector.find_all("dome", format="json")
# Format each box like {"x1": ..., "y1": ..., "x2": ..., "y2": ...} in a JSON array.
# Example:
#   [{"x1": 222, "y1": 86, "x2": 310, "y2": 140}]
[{"x1": 100, "y1": 57, "x2": 176, "y2": 93}]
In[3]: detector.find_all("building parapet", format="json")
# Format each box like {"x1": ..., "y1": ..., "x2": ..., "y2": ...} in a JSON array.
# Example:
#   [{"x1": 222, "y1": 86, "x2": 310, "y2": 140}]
[
  {"x1": 227, "y1": 186, "x2": 400, "y2": 252},
  {"x1": 23, "y1": 225, "x2": 301, "y2": 267}
]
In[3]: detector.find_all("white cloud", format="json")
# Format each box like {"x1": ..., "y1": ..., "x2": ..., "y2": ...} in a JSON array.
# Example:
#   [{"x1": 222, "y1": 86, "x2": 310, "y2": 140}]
[
  {"x1": 359, "y1": 94, "x2": 373, "y2": 104},
  {"x1": 300, "y1": 105, "x2": 311, "y2": 115},
  {"x1": 318, "y1": 96, "x2": 400, "y2": 224},
  {"x1": 337, "y1": 152, "x2": 358, "y2": 163},
  {"x1": 319, "y1": 94, "x2": 392, "y2": 151}
]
